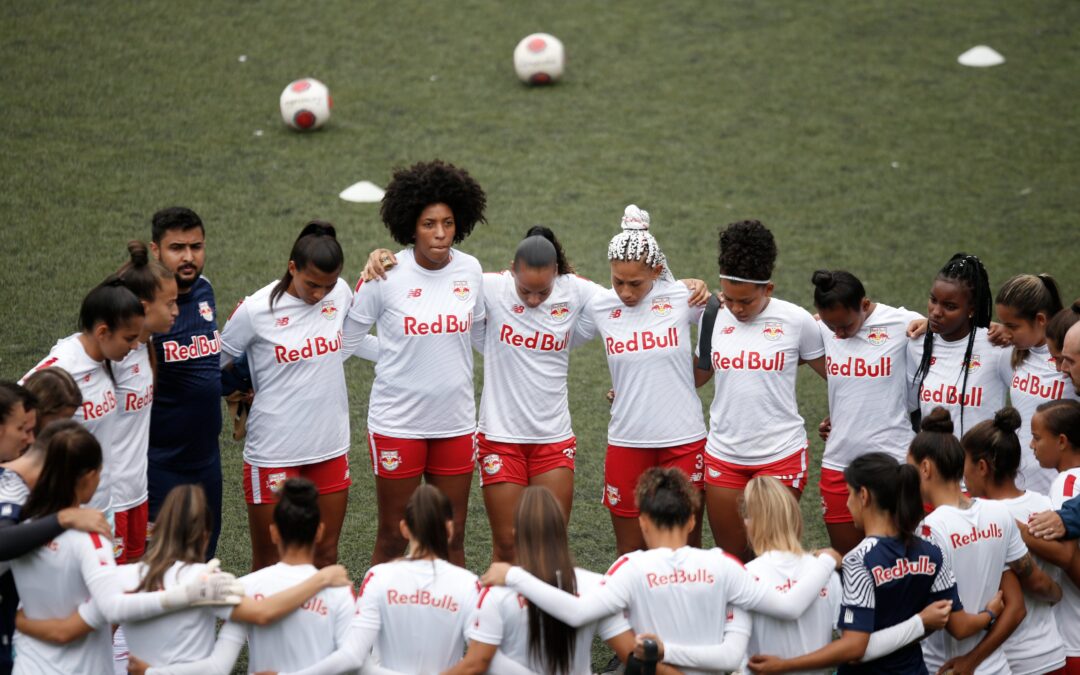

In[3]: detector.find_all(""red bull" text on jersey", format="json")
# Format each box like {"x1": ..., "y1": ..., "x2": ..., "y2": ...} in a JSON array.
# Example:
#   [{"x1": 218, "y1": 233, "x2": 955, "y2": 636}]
[
  {"x1": 161, "y1": 330, "x2": 222, "y2": 363},
  {"x1": 825, "y1": 356, "x2": 893, "y2": 378},
  {"x1": 919, "y1": 384, "x2": 984, "y2": 408},
  {"x1": 711, "y1": 350, "x2": 785, "y2": 372},
  {"x1": 273, "y1": 333, "x2": 343, "y2": 364},
  {"x1": 498, "y1": 324, "x2": 569, "y2": 352},
  {"x1": 1012, "y1": 373, "x2": 1068, "y2": 400},
  {"x1": 605, "y1": 327, "x2": 680, "y2": 355},
  {"x1": 403, "y1": 313, "x2": 473, "y2": 336}
]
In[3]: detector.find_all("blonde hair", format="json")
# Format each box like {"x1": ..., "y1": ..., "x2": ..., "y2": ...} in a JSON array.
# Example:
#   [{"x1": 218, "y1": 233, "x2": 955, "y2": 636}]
[{"x1": 743, "y1": 476, "x2": 804, "y2": 556}]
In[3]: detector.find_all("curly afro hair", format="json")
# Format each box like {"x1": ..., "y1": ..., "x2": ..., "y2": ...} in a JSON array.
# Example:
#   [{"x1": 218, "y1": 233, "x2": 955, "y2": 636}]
[
  {"x1": 718, "y1": 220, "x2": 777, "y2": 282},
  {"x1": 380, "y1": 160, "x2": 487, "y2": 246}
]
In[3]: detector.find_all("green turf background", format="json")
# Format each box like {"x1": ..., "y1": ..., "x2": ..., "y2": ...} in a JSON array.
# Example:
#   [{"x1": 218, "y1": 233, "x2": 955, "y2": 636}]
[{"x1": 3, "y1": 0, "x2": 1079, "y2": 671}]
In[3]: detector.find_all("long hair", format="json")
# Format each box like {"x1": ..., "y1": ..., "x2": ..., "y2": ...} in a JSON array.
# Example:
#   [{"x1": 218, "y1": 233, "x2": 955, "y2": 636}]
[
  {"x1": 523, "y1": 225, "x2": 574, "y2": 275},
  {"x1": 912, "y1": 253, "x2": 993, "y2": 435},
  {"x1": 996, "y1": 274, "x2": 1064, "y2": 369},
  {"x1": 21, "y1": 367, "x2": 82, "y2": 432},
  {"x1": 743, "y1": 476, "x2": 804, "y2": 556},
  {"x1": 136, "y1": 485, "x2": 212, "y2": 592},
  {"x1": 404, "y1": 484, "x2": 453, "y2": 561},
  {"x1": 22, "y1": 425, "x2": 101, "y2": 519},
  {"x1": 514, "y1": 487, "x2": 577, "y2": 675},
  {"x1": 961, "y1": 407, "x2": 1023, "y2": 485},
  {"x1": 844, "y1": 452, "x2": 923, "y2": 544},
  {"x1": 269, "y1": 221, "x2": 344, "y2": 308}
]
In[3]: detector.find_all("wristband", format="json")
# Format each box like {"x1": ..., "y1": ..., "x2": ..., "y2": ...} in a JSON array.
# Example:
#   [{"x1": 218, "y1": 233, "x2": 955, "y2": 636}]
[{"x1": 981, "y1": 608, "x2": 997, "y2": 627}]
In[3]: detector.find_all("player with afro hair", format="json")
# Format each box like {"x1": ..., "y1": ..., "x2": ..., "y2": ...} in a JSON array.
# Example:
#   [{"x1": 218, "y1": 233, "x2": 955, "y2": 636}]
[{"x1": 379, "y1": 160, "x2": 487, "y2": 247}]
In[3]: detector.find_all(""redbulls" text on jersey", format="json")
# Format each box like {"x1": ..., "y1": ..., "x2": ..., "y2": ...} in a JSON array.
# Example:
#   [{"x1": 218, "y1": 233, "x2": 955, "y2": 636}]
[
  {"x1": 826, "y1": 356, "x2": 892, "y2": 378},
  {"x1": 711, "y1": 350, "x2": 785, "y2": 372},
  {"x1": 273, "y1": 333, "x2": 343, "y2": 364},
  {"x1": 403, "y1": 313, "x2": 473, "y2": 336},
  {"x1": 605, "y1": 327, "x2": 679, "y2": 355},
  {"x1": 499, "y1": 324, "x2": 569, "y2": 352},
  {"x1": 870, "y1": 555, "x2": 937, "y2": 585},
  {"x1": 385, "y1": 589, "x2": 460, "y2": 612},
  {"x1": 645, "y1": 567, "x2": 715, "y2": 588},
  {"x1": 949, "y1": 522, "x2": 1003, "y2": 548},
  {"x1": 162, "y1": 331, "x2": 222, "y2": 362}
]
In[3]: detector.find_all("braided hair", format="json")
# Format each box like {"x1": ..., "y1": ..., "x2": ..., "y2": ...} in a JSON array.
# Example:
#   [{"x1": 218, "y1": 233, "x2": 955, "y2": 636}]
[
  {"x1": 912, "y1": 253, "x2": 993, "y2": 435},
  {"x1": 607, "y1": 205, "x2": 673, "y2": 281}
]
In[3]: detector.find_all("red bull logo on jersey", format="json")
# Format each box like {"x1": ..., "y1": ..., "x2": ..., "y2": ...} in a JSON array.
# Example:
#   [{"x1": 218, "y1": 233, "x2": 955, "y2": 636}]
[
  {"x1": 1012, "y1": 373, "x2": 1066, "y2": 400},
  {"x1": 605, "y1": 484, "x2": 621, "y2": 506},
  {"x1": 198, "y1": 301, "x2": 214, "y2": 322},
  {"x1": 124, "y1": 385, "x2": 154, "y2": 412},
  {"x1": 273, "y1": 332, "x2": 343, "y2": 364},
  {"x1": 949, "y1": 522, "x2": 1003, "y2": 549},
  {"x1": 452, "y1": 280, "x2": 471, "y2": 301},
  {"x1": 499, "y1": 324, "x2": 568, "y2": 352},
  {"x1": 826, "y1": 356, "x2": 893, "y2": 378},
  {"x1": 482, "y1": 454, "x2": 502, "y2": 475},
  {"x1": 711, "y1": 350, "x2": 785, "y2": 372},
  {"x1": 162, "y1": 330, "x2": 222, "y2": 362},
  {"x1": 645, "y1": 568, "x2": 716, "y2": 588},
  {"x1": 267, "y1": 472, "x2": 287, "y2": 494},
  {"x1": 762, "y1": 322, "x2": 784, "y2": 341},
  {"x1": 866, "y1": 326, "x2": 888, "y2": 345},
  {"x1": 386, "y1": 589, "x2": 460, "y2": 612},
  {"x1": 919, "y1": 384, "x2": 983, "y2": 408},
  {"x1": 651, "y1": 297, "x2": 673, "y2": 317},
  {"x1": 871, "y1": 555, "x2": 937, "y2": 585},
  {"x1": 966, "y1": 355, "x2": 982, "y2": 372},
  {"x1": 550, "y1": 302, "x2": 570, "y2": 322},
  {"x1": 404, "y1": 313, "x2": 473, "y2": 336},
  {"x1": 380, "y1": 451, "x2": 401, "y2": 472},
  {"x1": 605, "y1": 327, "x2": 680, "y2": 355},
  {"x1": 320, "y1": 301, "x2": 337, "y2": 321},
  {"x1": 82, "y1": 390, "x2": 117, "y2": 420}
]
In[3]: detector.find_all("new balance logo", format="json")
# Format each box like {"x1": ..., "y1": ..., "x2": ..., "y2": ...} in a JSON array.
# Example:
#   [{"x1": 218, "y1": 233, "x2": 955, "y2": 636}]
[
  {"x1": 609, "y1": 309, "x2": 622, "y2": 319},
  {"x1": 275, "y1": 317, "x2": 290, "y2": 327},
  {"x1": 407, "y1": 288, "x2": 423, "y2": 298}
]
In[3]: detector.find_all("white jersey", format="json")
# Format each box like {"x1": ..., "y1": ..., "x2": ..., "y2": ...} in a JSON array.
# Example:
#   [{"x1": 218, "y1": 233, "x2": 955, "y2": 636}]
[
  {"x1": 346, "y1": 249, "x2": 484, "y2": 438},
  {"x1": 997, "y1": 491, "x2": 1067, "y2": 674},
  {"x1": 1049, "y1": 468, "x2": 1080, "y2": 656},
  {"x1": 22, "y1": 334, "x2": 118, "y2": 510},
  {"x1": 1011, "y1": 344, "x2": 1080, "y2": 494},
  {"x1": 467, "y1": 567, "x2": 630, "y2": 674},
  {"x1": 576, "y1": 279, "x2": 707, "y2": 447},
  {"x1": 10, "y1": 529, "x2": 116, "y2": 675},
  {"x1": 705, "y1": 298, "x2": 825, "y2": 465},
  {"x1": 820, "y1": 304, "x2": 922, "y2": 470},
  {"x1": 477, "y1": 272, "x2": 603, "y2": 443},
  {"x1": 220, "y1": 279, "x2": 352, "y2": 466},
  {"x1": 919, "y1": 500, "x2": 1027, "y2": 675},
  {"x1": 744, "y1": 551, "x2": 842, "y2": 675},
  {"x1": 218, "y1": 562, "x2": 355, "y2": 673},
  {"x1": 354, "y1": 558, "x2": 480, "y2": 672},
  {"x1": 110, "y1": 342, "x2": 154, "y2": 510},
  {"x1": 907, "y1": 328, "x2": 1011, "y2": 440}
]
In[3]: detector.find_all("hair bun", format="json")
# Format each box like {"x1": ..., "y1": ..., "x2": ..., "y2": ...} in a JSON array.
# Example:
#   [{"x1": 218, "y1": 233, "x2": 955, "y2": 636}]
[
  {"x1": 127, "y1": 240, "x2": 150, "y2": 268},
  {"x1": 281, "y1": 477, "x2": 318, "y2": 504},
  {"x1": 811, "y1": 270, "x2": 835, "y2": 291},
  {"x1": 620, "y1": 204, "x2": 650, "y2": 231},
  {"x1": 921, "y1": 407, "x2": 955, "y2": 434},
  {"x1": 993, "y1": 406, "x2": 1022, "y2": 433},
  {"x1": 300, "y1": 220, "x2": 337, "y2": 239}
]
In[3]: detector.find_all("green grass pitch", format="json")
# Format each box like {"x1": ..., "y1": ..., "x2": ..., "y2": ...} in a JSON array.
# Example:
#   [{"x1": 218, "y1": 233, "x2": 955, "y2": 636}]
[{"x1": 3, "y1": 1, "x2": 1079, "y2": 671}]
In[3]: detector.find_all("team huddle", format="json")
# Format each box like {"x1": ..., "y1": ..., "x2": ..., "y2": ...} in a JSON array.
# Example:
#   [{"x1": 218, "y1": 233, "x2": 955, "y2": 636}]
[{"x1": 4, "y1": 159, "x2": 1080, "y2": 674}]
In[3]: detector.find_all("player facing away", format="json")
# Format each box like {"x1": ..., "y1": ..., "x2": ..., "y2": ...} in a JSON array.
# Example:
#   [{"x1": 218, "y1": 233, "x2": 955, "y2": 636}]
[
  {"x1": 482, "y1": 468, "x2": 843, "y2": 675},
  {"x1": 908, "y1": 254, "x2": 1012, "y2": 443},
  {"x1": 913, "y1": 407, "x2": 1061, "y2": 675},
  {"x1": 341, "y1": 160, "x2": 487, "y2": 566},
  {"x1": 961, "y1": 406, "x2": 1069, "y2": 675},
  {"x1": 694, "y1": 220, "x2": 827, "y2": 560},
  {"x1": 572, "y1": 205, "x2": 709, "y2": 555},
  {"x1": 105, "y1": 241, "x2": 179, "y2": 563},
  {"x1": 148, "y1": 207, "x2": 224, "y2": 557},
  {"x1": 996, "y1": 274, "x2": 1077, "y2": 494},
  {"x1": 22, "y1": 282, "x2": 146, "y2": 512},
  {"x1": 20, "y1": 367, "x2": 82, "y2": 434},
  {"x1": 220, "y1": 222, "x2": 353, "y2": 570},
  {"x1": 812, "y1": 270, "x2": 924, "y2": 554}
]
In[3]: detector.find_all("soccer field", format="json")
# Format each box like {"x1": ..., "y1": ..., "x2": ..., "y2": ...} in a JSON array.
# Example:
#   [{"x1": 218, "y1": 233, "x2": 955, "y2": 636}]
[{"x1": 3, "y1": 0, "x2": 1079, "y2": 670}]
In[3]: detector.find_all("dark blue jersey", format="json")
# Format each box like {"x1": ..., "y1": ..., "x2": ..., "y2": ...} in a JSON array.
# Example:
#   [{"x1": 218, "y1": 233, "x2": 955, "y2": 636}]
[
  {"x1": 149, "y1": 276, "x2": 222, "y2": 469},
  {"x1": 837, "y1": 535, "x2": 961, "y2": 675}
]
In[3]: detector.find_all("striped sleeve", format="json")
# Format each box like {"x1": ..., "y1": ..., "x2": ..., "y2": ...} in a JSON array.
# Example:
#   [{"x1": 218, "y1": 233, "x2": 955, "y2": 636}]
[{"x1": 838, "y1": 540, "x2": 876, "y2": 633}]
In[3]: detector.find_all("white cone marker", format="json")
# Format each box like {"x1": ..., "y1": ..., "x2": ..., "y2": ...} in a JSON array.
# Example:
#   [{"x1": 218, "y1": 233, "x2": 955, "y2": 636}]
[
  {"x1": 339, "y1": 181, "x2": 386, "y2": 203},
  {"x1": 958, "y1": 45, "x2": 1005, "y2": 67}
]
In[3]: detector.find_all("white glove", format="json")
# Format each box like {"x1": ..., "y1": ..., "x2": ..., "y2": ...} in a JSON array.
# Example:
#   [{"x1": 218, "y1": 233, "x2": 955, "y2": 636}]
[{"x1": 162, "y1": 559, "x2": 245, "y2": 610}]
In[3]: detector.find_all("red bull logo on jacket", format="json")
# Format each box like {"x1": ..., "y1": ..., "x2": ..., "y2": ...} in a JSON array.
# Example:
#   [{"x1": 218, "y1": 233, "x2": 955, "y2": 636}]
[
  {"x1": 404, "y1": 313, "x2": 473, "y2": 336},
  {"x1": 605, "y1": 327, "x2": 679, "y2": 355},
  {"x1": 866, "y1": 326, "x2": 888, "y2": 345},
  {"x1": 499, "y1": 324, "x2": 568, "y2": 352},
  {"x1": 274, "y1": 332, "x2": 343, "y2": 364},
  {"x1": 712, "y1": 350, "x2": 786, "y2": 372},
  {"x1": 650, "y1": 297, "x2": 672, "y2": 317},
  {"x1": 762, "y1": 322, "x2": 784, "y2": 341},
  {"x1": 826, "y1": 356, "x2": 893, "y2": 378},
  {"x1": 549, "y1": 302, "x2": 570, "y2": 322},
  {"x1": 919, "y1": 384, "x2": 983, "y2": 407},
  {"x1": 1012, "y1": 373, "x2": 1066, "y2": 400}
]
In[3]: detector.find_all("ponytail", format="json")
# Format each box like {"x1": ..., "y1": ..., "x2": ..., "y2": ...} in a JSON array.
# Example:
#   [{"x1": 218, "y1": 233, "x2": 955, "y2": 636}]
[
  {"x1": 404, "y1": 484, "x2": 453, "y2": 561},
  {"x1": 961, "y1": 406, "x2": 1023, "y2": 484},
  {"x1": 269, "y1": 221, "x2": 344, "y2": 308},
  {"x1": 22, "y1": 425, "x2": 102, "y2": 519},
  {"x1": 78, "y1": 281, "x2": 144, "y2": 333},
  {"x1": 521, "y1": 225, "x2": 574, "y2": 275},
  {"x1": 105, "y1": 241, "x2": 174, "y2": 304},
  {"x1": 895, "y1": 464, "x2": 924, "y2": 543},
  {"x1": 844, "y1": 452, "x2": 923, "y2": 544},
  {"x1": 996, "y1": 274, "x2": 1064, "y2": 369},
  {"x1": 137, "y1": 484, "x2": 213, "y2": 593}
]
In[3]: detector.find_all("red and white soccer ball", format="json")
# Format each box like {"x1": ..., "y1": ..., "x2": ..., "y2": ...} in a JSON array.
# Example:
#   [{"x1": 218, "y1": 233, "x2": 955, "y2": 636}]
[
  {"x1": 513, "y1": 33, "x2": 564, "y2": 85},
  {"x1": 279, "y1": 78, "x2": 332, "y2": 131}
]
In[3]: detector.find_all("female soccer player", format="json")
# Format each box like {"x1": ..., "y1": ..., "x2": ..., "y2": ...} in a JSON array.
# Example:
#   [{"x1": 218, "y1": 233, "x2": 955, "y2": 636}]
[
  {"x1": 220, "y1": 221, "x2": 353, "y2": 570},
  {"x1": 483, "y1": 468, "x2": 842, "y2": 674},
  {"x1": 283, "y1": 484, "x2": 481, "y2": 675},
  {"x1": 8, "y1": 424, "x2": 242, "y2": 675},
  {"x1": 962, "y1": 406, "x2": 1068, "y2": 675},
  {"x1": 107, "y1": 241, "x2": 179, "y2": 563},
  {"x1": 914, "y1": 407, "x2": 1059, "y2": 675},
  {"x1": 22, "y1": 281, "x2": 145, "y2": 511},
  {"x1": 907, "y1": 254, "x2": 1011, "y2": 441},
  {"x1": 747, "y1": 452, "x2": 996, "y2": 674},
  {"x1": 996, "y1": 274, "x2": 1076, "y2": 494},
  {"x1": 20, "y1": 367, "x2": 81, "y2": 434},
  {"x1": 0, "y1": 385, "x2": 31, "y2": 462},
  {"x1": 694, "y1": 220, "x2": 826, "y2": 559},
  {"x1": 812, "y1": 270, "x2": 923, "y2": 553},
  {"x1": 341, "y1": 160, "x2": 487, "y2": 566}
]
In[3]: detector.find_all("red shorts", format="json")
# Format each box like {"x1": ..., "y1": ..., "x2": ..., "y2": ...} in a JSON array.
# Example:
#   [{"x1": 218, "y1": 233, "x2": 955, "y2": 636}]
[
  {"x1": 367, "y1": 432, "x2": 475, "y2": 479},
  {"x1": 476, "y1": 433, "x2": 576, "y2": 487},
  {"x1": 113, "y1": 501, "x2": 148, "y2": 563},
  {"x1": 243, "y1": 454, "x2": 351, "y2": 505},
  {"x1": 819, "y1": 467, "x2": 852, "y2": 524},
  {"x1": 603, "y1": 439, "x2": 705, "y2": 518},
  {"x1": 704, "y1": 447, "x2": 808, "y2": 492},
  {"x1": 1059, "y1": 657, "x2": 1080, "y2": 675}
]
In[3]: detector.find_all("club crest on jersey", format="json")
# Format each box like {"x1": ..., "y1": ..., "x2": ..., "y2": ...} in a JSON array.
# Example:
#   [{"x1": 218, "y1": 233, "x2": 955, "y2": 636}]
[
  {"x1": 609, "y1": 308, "x2": 622, "y2": 319},
  {"x1": 605, "y1": 484, "x2": 621, "y2": 506},
  {"x1": 550, "y1": 302, "x2": 570, "y2": 322},
  {"x1": 452, "y1": 281, "x2": 471, "y2": 301},
  {"x1": 512, "y1": 304, "x2": 525, "y2": 314},
  {"x1": 651, "y1": 297, "x2": 673, "y2": 317},
  {"x1": 482, "y1": 454, "x2": 502, "y2": 475},
  {"x1": 966, "y1": 355, "x2": 981, "y2": 372},
  {"x1": 380, "y1": 450, "x2": 402, "y2": 472},
  {"x1": 320, "y1": 301, "x2": 337, "y2": 321},
  {"x1": 762, "y1": 322, "x2": 784, "y2": 341},
  {"x1": 198, "y1": 301, "x2": 214, "y2": 322},
  {"x1": 267, "y1": 472, "x2": 287, "y2": 494},
  {"x1": 866, "y1": 326, "x2": 888, "y2": 345}
]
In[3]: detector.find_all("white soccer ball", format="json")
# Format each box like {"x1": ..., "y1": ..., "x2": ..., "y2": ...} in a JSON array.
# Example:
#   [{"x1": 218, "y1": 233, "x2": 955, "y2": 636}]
[
  {"x1": 513, "y1": 33, "x2": 564, "y2": 85},
  {"x1": 279, "y1": 78, "x2": 332, "y2": 131}
]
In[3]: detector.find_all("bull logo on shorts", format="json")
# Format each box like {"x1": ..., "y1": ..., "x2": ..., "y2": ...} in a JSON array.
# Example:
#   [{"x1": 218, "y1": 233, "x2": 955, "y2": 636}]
[
  {"x1": 320, "y1": 301, "x2": 337, "y2": 321},
  {"x1": 707, "y1": 466, "x2": 722, "y2": 479},
  {"x1": 562, "y1": 446, "x2": 576, "y2": 460},
  {"x1": 199, "y1": 301, "x2": 214, "y2": 322},
  {"x1": 651, "y1": 297, "x2": 672, "y2": 317},
  {"x1": 482, "y1": 455, "x2": 503, "y2": 475},
  {"x1": 762, "y1": 322, "x2": 784, "y2": 341},
  {"x1": 380, "y1": 451, "x2": 401, "y2": 472},
  {"x1": 267, "y1": 471, "x2": 288, "y2": 494},
  {"x1": 866, "y1": 326, "x2": 888, "y2": 345},
  {"x1": 550, "y1": 303, "x2": 570, "y2": 322},
  {"x1": 605, "y1": 484, "x2": 621, "y2": 506},
  {"x1": 113, "y1": 539, "x2": 125, "y2": 560},
  {"x1": 452, "y1": 281, "x2": 471, "y2": 301}
]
